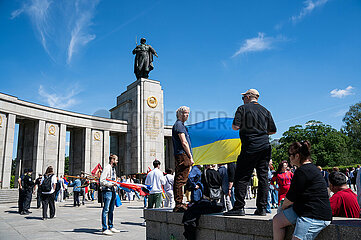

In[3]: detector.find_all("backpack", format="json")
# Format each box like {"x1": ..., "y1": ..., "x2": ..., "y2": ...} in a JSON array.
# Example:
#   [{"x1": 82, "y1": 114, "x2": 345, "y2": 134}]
[{"x1": 41, "y1": 174, "x2": 53, "y2": 192}]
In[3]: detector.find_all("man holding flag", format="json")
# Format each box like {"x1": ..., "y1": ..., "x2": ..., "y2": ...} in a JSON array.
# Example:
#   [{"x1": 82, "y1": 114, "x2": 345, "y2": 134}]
[
  {"x1": 99, "y1": 154, "x2": 120, "y2": 235},
  {"x1": 172, "y1": 106, "x2": 194, "y2": 212},
  {"x1": 225, "y1": 89, "x2": 276, "y2": 216}
]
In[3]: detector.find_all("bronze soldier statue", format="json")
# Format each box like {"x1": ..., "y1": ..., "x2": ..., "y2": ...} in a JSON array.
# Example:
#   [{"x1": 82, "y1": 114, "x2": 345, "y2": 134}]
[{"x1": 132, "y1": 38, "x2": 158, "y2": 79}]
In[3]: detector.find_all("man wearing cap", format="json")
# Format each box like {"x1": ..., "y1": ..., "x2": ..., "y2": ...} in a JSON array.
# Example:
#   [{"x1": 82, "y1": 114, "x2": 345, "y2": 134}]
[
  {"x1": 225, "y1": 89, "x2": 276, "y2": 216},
  {"x1": 22, "y1": 168, "x2": 35, "y2": 215},
  {"x1": 18, "y1": 169, "x2": 27, "y2": 214}
]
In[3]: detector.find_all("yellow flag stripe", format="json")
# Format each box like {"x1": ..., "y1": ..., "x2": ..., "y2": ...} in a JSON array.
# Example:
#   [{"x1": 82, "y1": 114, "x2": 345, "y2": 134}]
[{"x1": 193, "y1": 138, "x2": 241, "y2": 165}]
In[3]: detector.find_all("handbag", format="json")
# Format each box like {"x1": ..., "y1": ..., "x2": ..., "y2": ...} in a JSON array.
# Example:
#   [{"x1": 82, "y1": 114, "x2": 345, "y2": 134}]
[
  {"x1": 209, "y1": 188, "x2": 222, "y2": 200},
  {"x1": 115, "y1": 192, "x2": 122, "y2": 207}
]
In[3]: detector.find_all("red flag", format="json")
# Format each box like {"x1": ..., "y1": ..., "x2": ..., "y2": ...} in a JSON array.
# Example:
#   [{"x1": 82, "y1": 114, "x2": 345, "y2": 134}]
[{"x1": 91, "y1": 163, "x2": 103, "y2": 176}]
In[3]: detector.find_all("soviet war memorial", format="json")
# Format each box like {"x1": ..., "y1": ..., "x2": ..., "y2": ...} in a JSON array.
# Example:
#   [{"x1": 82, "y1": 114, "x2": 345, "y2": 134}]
[{"x1": 0, "y1": 1, "x2": 361, "y2": 240}]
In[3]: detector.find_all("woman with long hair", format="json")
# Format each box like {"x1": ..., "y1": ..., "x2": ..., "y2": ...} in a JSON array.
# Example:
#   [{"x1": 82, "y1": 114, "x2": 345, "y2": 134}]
[
  {"x1": 273, "y1": 141, "x2": 332, "y2": 240},
  {"x1": 40, "y1": 166, "x2": 57, "y2": 220},
  {"x1": 272, "y1": 160, "x2": 293, "y2": 205}
]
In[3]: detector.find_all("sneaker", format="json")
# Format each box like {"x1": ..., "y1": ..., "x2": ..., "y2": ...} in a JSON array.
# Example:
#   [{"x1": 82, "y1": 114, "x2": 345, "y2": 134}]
[
  {"x1": 20, "y1": 211, "x2": 29, "y2": 215},
  {"x1": 102, "y1": 229, "x2": 113, "y2": 235},
  {"x1": 110, "y1": 228, "x2": 120, "y2": 233},
  {"x1": 26, "y1": 210, "x2": 32, "y2": 213},
  {"x1": 223, "y1": 208, "x2": 245, "y2": 216},
  {"x1": 254, "y1": 208, "x2": 267, "y2": 216}
]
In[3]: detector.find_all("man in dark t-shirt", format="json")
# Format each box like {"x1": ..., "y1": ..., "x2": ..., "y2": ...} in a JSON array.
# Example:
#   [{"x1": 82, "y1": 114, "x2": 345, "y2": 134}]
[
  {"x1": 329, "y1": 171, "x2": 360, "y2": 218},
  {"x1": 225, "y1": 89, "x2": 276, "y2": 216},
  {"x1": 172, "y1": 106, "x2": 194, "y2": 212}
]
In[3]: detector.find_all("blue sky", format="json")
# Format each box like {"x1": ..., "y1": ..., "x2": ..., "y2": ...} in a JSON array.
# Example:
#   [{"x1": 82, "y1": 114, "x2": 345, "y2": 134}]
[{"x1": 1, "y1": 0, "x2": 360, "y2": 147}]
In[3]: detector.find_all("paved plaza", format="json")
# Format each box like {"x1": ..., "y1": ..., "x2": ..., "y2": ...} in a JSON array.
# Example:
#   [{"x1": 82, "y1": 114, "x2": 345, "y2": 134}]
[
  {"x1": 0, "y1": 199, "x2": 146, "y2": 240},
  {"x1": 0, "y1": 195, "x2": 280, "y2": 240}
]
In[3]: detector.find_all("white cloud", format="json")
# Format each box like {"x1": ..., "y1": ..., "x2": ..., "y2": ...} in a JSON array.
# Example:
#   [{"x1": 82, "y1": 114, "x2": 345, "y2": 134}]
[
  {"x1": 232, "y1": 33, "x2": 286, "y2": 57},
  {"x1": 67, "y1": 0, "x2": 98, "y2": 64},
  {"x1": 330, "y1": 86, "x2": 354, "y2": 98},
  {"x1": 10, "y1": 8, "x2": 25, "y2": 19},
  {"x1": 38, "y1": 85, "x2": 81, "y2": 109},
  {"x1": 291, "y1": 0, "x2": 328, "y2": 23},
  {"x1": 11, "y1": 0, "x2": 99, "y2": 64}
]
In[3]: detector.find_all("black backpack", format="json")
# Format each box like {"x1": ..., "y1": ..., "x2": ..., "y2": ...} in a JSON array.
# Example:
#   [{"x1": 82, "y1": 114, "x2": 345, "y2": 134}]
[{"x1": 41, "y1": 174, "x2": 53, "y2": 192}]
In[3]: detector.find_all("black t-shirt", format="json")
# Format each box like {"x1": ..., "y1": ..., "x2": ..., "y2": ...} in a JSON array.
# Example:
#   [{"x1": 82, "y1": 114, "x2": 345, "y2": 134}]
[
  {"x1": 233, "y1": 102, "x2": 276, "y2": 153},
  {"x1": 23, "y1": 175, "x2": 34, "y2": 190},
  {"x1": 202, "y1": 169, "x2": 222, "y2": 197},
  {"x1": 172, "y1": 119, "x2": 192, "y2": 156},
  {"x1": 286, "y1": 163, "x2": 332, "y2": 221}
]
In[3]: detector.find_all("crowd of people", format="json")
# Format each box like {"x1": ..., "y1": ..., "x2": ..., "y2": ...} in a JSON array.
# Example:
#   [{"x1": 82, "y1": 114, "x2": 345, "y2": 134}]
[{"x1": 15, "y1": 88, "x2": 361, "y2": 239}]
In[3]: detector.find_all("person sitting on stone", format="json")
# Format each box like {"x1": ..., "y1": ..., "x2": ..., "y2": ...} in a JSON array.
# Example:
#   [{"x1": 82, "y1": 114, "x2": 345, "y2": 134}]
[{"x1": 329, "y1": 171, "x2": 360, "y2": 218}]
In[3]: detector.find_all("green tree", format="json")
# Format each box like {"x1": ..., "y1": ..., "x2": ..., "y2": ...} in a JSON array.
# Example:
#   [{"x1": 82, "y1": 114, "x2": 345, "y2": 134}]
[
  {"x1": 342, "y1": 102, "x2": 361, "y2": 159},
  {"x1": 64, "y1": 156, "x2": 69, "y2": 174},
  {"x1": 272, "y1": 120, "x2": 352, "y2": 167}
]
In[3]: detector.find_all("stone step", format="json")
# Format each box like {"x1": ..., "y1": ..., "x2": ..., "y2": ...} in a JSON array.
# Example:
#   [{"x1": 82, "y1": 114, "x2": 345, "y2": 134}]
[{"x1": 0, "y1": 189, "x2": 19, "y2": 204}]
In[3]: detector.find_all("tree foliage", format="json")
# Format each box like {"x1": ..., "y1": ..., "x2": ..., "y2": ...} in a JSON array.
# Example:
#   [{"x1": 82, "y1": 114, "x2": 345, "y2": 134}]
[
  {"x1": 64, "y1": 156, "x2": 69, "y2": 174},
  {"x1": 272, "y1": 120, "x2": 353, "y2": 167},
  {"x1": 342, "y1": 102, "x2": 361, "y2": 159}
]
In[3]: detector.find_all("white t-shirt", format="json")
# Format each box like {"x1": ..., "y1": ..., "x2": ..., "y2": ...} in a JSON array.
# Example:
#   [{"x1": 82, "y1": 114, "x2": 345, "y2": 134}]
[
  {"x1": 40, "y1": 175, "x2": 57, "y2": 194},
  {"x1": 164, "y1": 174, "x2": 174, "y2": 192},
  {"x1": 58, "y1": 178, "x2": 65, "y2": 190},
  {"x1": 145, "y1": 168, "x2": 166, "y2": 194}
]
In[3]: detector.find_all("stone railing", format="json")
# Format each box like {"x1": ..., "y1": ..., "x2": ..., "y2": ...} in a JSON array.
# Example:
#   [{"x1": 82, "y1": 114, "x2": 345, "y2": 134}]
[{"x1": 144, "y1": 209, "x2": 361, "y2": 240}]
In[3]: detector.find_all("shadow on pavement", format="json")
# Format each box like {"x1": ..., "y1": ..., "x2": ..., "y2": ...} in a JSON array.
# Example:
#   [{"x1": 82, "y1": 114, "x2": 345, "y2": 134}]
[
  {"x1": 67, "y1": 228, "x2": 101, "y2": 235},
  {"x1": 4, "y1": 210, "x2": 19, "y2": 214},
  {"x1": 127, "y1": 206, "x2": 144, "y2": 210},
  {"x1": 67, "y1": 228, "x2": 128, "y2": 235},
  {"x1": 121, "y1": 221, "x2": 145, "y2": 226},
  {"x1": 25, "y1": 216, "x2": 43, "y2": 220}
]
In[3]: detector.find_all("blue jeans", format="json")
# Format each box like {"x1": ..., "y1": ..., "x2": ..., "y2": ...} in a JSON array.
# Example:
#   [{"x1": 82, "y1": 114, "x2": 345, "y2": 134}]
[
  {"x1": 283, "y1": 206, "x2": 331, "y2": 240},
  {"x1": 102, "y1": 191, "x2": 116, "y2": 231},
  {"x1": 266, "y1": 190, "x2": 272, "y2": 213}
]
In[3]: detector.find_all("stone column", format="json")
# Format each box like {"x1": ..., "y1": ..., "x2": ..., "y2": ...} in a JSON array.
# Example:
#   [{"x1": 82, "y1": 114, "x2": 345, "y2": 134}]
[
  {"x1": 1, "y1": 114, "x2": 16, "y2": 189},
  {"x1": 0, "y1": 113, "x2": 8, "y2": 186},
  {"x1": 14, "y1": 123, "x2": 24, "y2": 188},
  {"x1": 57, "y1": 124, "x2": 66, "y2": 176},
  {"x1": 110, "y1": 78, "x2": 164, "y2": 175},
  {"x1": 90, "y1": 129, "x2": 103, "y2": 173},
  {"x1": 103, "y1": 130, "x2": 110, "y2": 167},
  {"x1": 43, "y1": 123, "x2": 59, "y2": 174},
  {"x1": 140, "y1": 79, "x2": 164, "y2": 172},
  {"x1": 84, "y1": 128, "x2": 91, "y2": 174},
  {"x1": 33, "y1": 120, "x2": 45, "y2": 178}
]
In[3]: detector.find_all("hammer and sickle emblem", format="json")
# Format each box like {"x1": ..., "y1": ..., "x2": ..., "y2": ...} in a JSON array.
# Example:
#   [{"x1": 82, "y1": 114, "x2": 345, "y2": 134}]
[
  {"x1": 94, "y1": 132, "x2": 101, "y2": 141},
  {"x1": 147, "y1": 96, "x2": 158, "y2": 108},
  {"x1": 48, "y1": 125, "x2": 56, "y2": 135}
]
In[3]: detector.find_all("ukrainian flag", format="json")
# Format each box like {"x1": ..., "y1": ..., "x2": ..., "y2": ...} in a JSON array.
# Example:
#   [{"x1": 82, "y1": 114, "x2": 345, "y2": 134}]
[{"x1": 187, "y1": 118, "x2": 241, "y2": 165}]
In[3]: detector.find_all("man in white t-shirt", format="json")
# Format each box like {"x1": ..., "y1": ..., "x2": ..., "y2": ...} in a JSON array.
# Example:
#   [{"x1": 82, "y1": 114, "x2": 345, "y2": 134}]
[
  {"x1": 145, "y1": 160, "x2": 166, "y2": 208},
  {"x1": 164, "y1": 168, "x2": 175, "y2": 208},
  {"x1": 99, "y1": 154, "x2": 120, "y2": 236}
]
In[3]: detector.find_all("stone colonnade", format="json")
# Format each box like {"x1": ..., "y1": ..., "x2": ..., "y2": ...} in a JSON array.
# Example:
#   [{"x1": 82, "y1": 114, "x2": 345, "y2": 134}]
[
  {"x1": 0, "y1": 78, "x2": 176, "y2": 189},
  {"x1": 0, "y1": 93, "x2": 127, "y2": 189}
]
